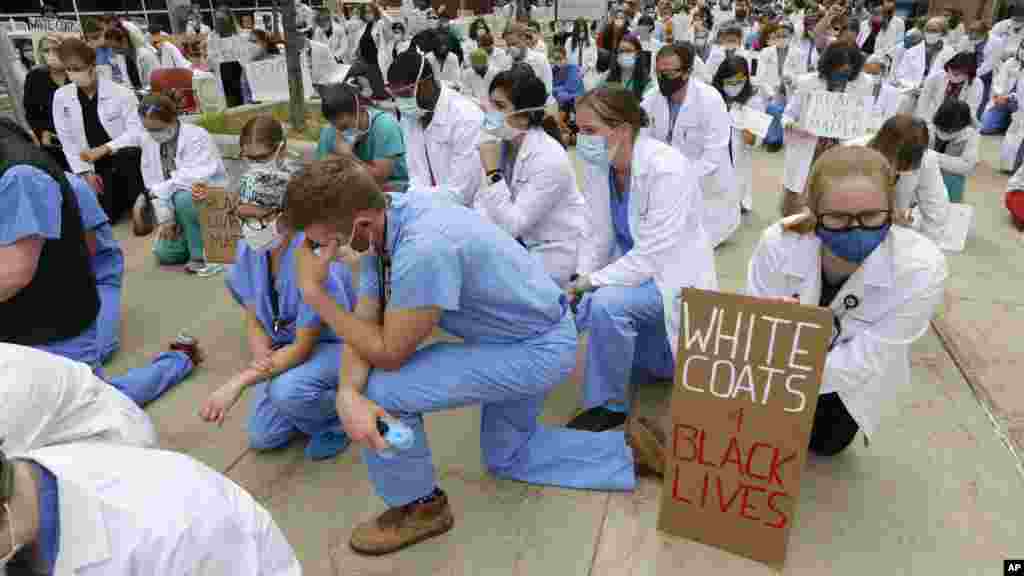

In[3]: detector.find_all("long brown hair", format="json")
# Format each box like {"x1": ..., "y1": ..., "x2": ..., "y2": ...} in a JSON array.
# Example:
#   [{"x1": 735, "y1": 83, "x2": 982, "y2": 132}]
[
  {"x1": 575, "y1": 85, "x2": 650, "y2": 138},
  {"x1": 869, "y1": 114, "x2": 929, "y2": 173},
  {"x1": 784, "y1": 146, "x2": 897, "y2": 234}
]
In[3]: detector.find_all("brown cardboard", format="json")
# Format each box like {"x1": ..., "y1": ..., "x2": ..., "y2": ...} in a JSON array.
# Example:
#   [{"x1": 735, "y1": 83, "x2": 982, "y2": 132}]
[
  {"x1": 196, "y1": 185, "x2": 242, "y2": 264},
  {"x1": 657, "y1": 288, "x2": 833, "y2": 568}
]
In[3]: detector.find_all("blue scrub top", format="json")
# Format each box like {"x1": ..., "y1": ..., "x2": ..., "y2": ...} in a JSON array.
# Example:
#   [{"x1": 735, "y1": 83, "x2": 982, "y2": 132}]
[
  {"x1": 316, "y1": 109, "x2": 410, "y2": 192},
  {"x1": 0, "y1": 165, "x2": 62, "y2": 247},
  {"x1": 358, "y1": 191, "x2": 567, "y2": 344},
  {"x1": 227, "y1": 233, "x2": 356, "y2": 348},
  {"x1": 609, "y1": 169, "x2": 634, "y2": 253},
  {"x1": 66, "y1": 172, "x2": 123, "y2": 283}
]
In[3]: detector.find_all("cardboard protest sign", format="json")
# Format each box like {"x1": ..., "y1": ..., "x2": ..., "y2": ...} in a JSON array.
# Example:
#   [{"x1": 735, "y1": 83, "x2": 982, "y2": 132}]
[
  {"x1": 197, "y1": 186, "x2": 241, "y2": 264},
  {"x1": 657, "y1": 288, "x2": 832, "y2": 567},
  {"x1": 558, "y1": 0, "x2": 608, "y2": 20},
  {"x1": 730, "y1": 106, "x2": 775, "y2": 140},
  {"x1": 798, "y1": 90, "x2": 871, "y2": 140},
  {"x1": 28, "y1": 18, "x2": 80, "y2": 33}
]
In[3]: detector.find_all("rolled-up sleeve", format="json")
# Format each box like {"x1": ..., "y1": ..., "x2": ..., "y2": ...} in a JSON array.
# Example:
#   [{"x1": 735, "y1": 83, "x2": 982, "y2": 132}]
[{"x1": 0, "y1": 166, "x2": 62, "y2": 246}]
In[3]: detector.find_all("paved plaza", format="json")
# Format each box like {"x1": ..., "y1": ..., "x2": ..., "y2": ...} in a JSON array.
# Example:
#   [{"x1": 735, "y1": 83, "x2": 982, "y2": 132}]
[{"x1": 103, "y1": 134, "x2": 1023, "y2": 575}]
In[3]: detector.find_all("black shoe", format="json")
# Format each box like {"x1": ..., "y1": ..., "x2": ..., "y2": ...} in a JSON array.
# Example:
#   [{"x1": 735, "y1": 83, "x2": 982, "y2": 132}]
[{"x1": 566, "y1": 406, "x2": 628, "y2": 432}]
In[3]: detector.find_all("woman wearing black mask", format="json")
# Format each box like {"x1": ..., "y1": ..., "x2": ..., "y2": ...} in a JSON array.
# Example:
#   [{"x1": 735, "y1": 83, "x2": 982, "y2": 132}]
[
  {"x1": 353, "y1": 2, "x2": 395, "y2": 100},
  {"x1": 780, "y1": 39, "x2": 871, "y2": 216}
]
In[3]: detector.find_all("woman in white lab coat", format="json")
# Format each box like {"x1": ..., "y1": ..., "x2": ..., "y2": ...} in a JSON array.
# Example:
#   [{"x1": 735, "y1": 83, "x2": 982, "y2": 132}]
[
  {"x1": 567, "y1": 18, "x2": 599, "y2": 90},
  {"x1": 475, "y1": 67, "x2": 584, "y2": 288},
  {"x1": 312, "y1": 11, "x2": 349, "y2": 63},
  {"x1": 351, "y1": 2, "x2": 396, "y2": 98},
  {"x1": 914, "y1": 52, "x2": 982, "y2": 130},
  {"x1": 105, "y1": 20, "x2": 160, "y2": 90},
  {"x1": 565, "y1": 85, "x2": 717, "y2": 432},
  {"x1": 1, "y1": 344, "x2": 157, "y2": 456},
  {"x1": 747, "y1": 145, "x2": 947, "y2": 454},
  {"x1": 930, "y1": 99, "x2": 979, "y2": 205},
  {"x1": 856, "y1": 1, "x2": 905, "y2": 56},
  {"x1": 781, "y1": 39, "x2": 873, "y2": 216},
  {"x1": 2, "y1": 442, "x2": 301, "y2": 575},
  {"x1": 641, "y1": 42, "x2": 736, "y2": 247},
  {"x1": 53, "y1": 38, "x2": 145, "y2": 221},
  {"x1": 80, "y1": 94, "x2": 228, "y2": 274},
  {"x1": 850, "y1": 115, "x2": 952, "y2": 251},
  {"x1": 713, "y1": 55, "x2": 764, "y2": 213},
  {"x1": 754, "y1": 21, "x2": 794, "y2": 149}
]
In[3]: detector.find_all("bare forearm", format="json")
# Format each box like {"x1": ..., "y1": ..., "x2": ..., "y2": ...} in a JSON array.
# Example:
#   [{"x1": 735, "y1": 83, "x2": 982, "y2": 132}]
[
  {"x1": 341, "y1": 344, "x2": 372, "y2": 395},
  {"x1": 307, "y1": 288, "x2": 390, "y2": 366}
]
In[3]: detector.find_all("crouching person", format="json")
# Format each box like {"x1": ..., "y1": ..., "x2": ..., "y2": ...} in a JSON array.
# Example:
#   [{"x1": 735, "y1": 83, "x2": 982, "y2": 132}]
[{"x1": 199, "y1": 166, "x2": 357, "y2": 461}]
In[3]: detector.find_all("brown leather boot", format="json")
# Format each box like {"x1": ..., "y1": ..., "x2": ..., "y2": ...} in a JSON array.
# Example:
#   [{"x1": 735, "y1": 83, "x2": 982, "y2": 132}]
[
  {"x1": 350, "y1": 488, "x2": 455, "y2": 556},
  {"x1": 627, "y1": 416, "x2": 666, "y2": 478}
]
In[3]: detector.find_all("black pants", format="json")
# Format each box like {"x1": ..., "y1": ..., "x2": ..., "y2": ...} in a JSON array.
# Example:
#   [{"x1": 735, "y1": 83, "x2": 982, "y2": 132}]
[
  {"x1": 43, "y1": 144, "x2": 70, "y2": 173},
  {"x1": 94, "y1": 147, "x2": 144, "y2": 223},
  {"x1": 808, "y1": 392, "x2": 860, "y2": 456},
  {"x1": 220, "y1": 61, "x2": 245, "y2": 108}
]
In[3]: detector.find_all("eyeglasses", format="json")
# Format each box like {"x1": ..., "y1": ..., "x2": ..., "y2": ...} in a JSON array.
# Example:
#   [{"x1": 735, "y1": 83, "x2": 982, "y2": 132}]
[
  {"x1": 229, "y1": 207, "x2": 280, "y2": 231},
  {"x1": 816, "y1": 210, "x2": 892, "y2": 232}
]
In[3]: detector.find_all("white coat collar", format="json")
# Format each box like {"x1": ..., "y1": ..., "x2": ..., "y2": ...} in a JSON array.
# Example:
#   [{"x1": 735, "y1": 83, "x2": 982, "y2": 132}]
[
  {"x1": 629, "y1": 136, "x2": 658, "y2": 178},
  {"x1": 426, "y1": 85, "x2": 455, "y2": 129}
]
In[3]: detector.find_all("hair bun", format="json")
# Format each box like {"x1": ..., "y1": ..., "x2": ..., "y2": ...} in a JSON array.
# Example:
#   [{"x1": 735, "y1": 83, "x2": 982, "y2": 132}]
[{"x1": 638, "y1": 108, "x2": 651, "y2": 128}]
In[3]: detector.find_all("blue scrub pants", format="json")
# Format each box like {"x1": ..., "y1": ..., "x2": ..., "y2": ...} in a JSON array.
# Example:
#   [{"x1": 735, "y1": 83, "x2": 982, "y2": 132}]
[
  {"x1": 247, "y1": 342, "x2": 342, "y2": 450},
  {"x1": 575, "y1": 281, "x2": 676, "y2": 411},
  {"x1": 362, "y1": 313, "x2": 636, "y2": 507},
  {"x1": 35, "y1": 322, "x2": 193, "y2": 407},
  {"x1": 93, "y1": 248, "x2": 125, "y2": 364},
  {"x1": 765, "y1": 99, "x2": 786, "y2": 147},
  {"x1": 981, "y1": 98, "x2": 1017, "y2": 134}
]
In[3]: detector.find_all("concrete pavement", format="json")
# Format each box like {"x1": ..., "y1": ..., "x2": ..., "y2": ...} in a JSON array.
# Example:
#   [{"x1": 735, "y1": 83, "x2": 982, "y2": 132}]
[{"x1": 102, "y1": 134, "x2": 1023, "y2": 575}]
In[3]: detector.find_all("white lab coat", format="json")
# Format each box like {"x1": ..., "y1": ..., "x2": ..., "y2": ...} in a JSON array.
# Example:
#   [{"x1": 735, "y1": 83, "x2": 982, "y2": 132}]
[
  {"x1": 992, "y1": 57, "x2": 1024, "y2": 99},
  {"x1": 641, "y1": 78, "x2": 737, "y2": 247},
  {"x1": 460, "y1": 66, "x2": 497, "y2": 104},
  {"x1": 727, "y1": 93, "x2": 765, "y2": 211},
  {"x1": 923, "y1": 43, "x2": 957, "y2": 81},
  {"x1": 976, "y1": 36, "x2": 1005, "y2": 79},
  {"x1": 577, "y1": 136, "x2": 718, "y2": 358},
  {"x1": 992, "y1": 22, "x2": 1024, "y2": 64},
  {"x1": 784, "y1": 38, "x2": 819, "y2": 80},
  {"x1": 400, "y1": 0, "x2": 432, "y2": 37},
  {"x1": 868, "y1": 80, "x2": 904, "y2": 128},
  {"x1": 782, "y1": 73, "x2": 874, "y2": 194},
  {"x1": 107, "y1": 122, "x2": 227, "y2": 225},
  {"x1": 53, "y1": 78, "x2": 143, "y2": 176},
  {"x1": 914, "y1": 74, "x2": 982, "y2": 125},
  {"x1": 671, "y1": 12, "x2": 692, "y2": 43},
  {"x1": 0, "y1": 344, "x2": 156, "y2": 455},
  {"x1": 931, "y1": 127, "x2": 979, "y2": 176},
  {"x1": 156, "y1": 41, "x2": 192, "y2": 70},
  {"x1": 746, "y1": 218, "x2": 947, "y2": 438},
  {"x1": 475, "y1": 129, "x2": 584, "y2": 288},
  {"x1": 754, "y1": 44, "x2": 786, "y2": 97},
  {"x1": 892, "y1": 42, "x2": 927, "y2": 88},
  {"x1": 403, "y1": 85, "x2": 484, "y2": 206},
  {"x1": 857, "y1": 16, "x2": 906, "y2": 55},
  {"x1": 19, "y1": 443, "x2": 301, "y2": 576},
  {"x1": 313, "y1": 22, "x2": 349, "y2": 63},
  {"x1": 567, "y1": 39, "x2": 599, "y2": 89}
]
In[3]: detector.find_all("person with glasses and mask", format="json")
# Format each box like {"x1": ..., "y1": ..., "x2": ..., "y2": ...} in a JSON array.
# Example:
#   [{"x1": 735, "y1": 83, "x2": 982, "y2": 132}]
[
  {"x1": 914, "y1": 52, "x2": 981, "y2": 133},
  {"x1": 199, "y1": 123, "x2": 356, "y2": 461},
  {"x1": 567, "y1": 85, "x2": 716, "y2": 433},
  {"x1": 52, "y1": 38, "x2": 145, "y2": 223},
  {"x1": 848, "y1": 115, "x2": 953, "y2": 251},
  {"x1": 604, "y1": 34, "x2": 655, "y2": 100},
  {"x1": 714, "y1": 55, "x2": 764, "y2": 213},
  {"x1": 747, "y1": 144, "x2": 946, "y2": 455},
  {"x1": 317, "y1": 78, "x2": 408, "y2": 192},
  {"x1": 81, "y1": 94, "x2": 227, "y2": 275},
  {"x1": 386, "y1": 50, "x2": 483, "y2": 206},
  {"x1": 642, "y1": 42, "x2": 735, "y2": 247},
  {"x1": 0, "y1": 444, "x2": 301, "y2": 575},
  {"x1": 983, "y1": 38, "x2": 1024, "y2": 139}
]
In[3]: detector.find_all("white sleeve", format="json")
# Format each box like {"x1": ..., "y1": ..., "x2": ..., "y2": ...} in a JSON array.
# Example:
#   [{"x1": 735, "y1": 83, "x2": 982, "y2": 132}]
[
  {"x1": 476, "y1": 154, "x2": 571, "y2": 239},
  {"x1": 933, "y1": 133, "x2": 978, "y2": 175},
  {"x1": 745, "y1": 226, "x2": 791, "y2": 298}
]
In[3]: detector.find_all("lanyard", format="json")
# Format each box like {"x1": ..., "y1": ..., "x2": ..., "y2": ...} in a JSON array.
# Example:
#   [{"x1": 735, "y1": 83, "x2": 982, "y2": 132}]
[
  {"x1": 424, "y1": 140, "x2": 437, "y2": 186},
  {"x1": 266, "y1": 254, "x2": 284, "y2": 334},
  {"x1": 377, "y1": 218, "x2": 392, "y2": 305}
]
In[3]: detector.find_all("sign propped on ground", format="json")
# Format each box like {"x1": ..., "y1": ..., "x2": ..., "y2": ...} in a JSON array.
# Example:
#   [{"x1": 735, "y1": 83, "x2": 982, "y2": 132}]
[{"x1": 658, "y1": 288, "x2": 832, "y2": 567}]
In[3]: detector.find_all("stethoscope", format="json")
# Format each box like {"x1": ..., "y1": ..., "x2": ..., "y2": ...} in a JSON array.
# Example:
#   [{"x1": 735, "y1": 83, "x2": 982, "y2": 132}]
[{"x1": 827, "y1": 293, "x2": 860, "y2": 351}]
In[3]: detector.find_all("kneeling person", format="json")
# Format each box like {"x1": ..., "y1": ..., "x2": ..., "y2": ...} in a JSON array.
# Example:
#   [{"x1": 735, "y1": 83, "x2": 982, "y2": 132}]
[{"x1": 200, "y1": 167, "x2": 357, "y2": 461}]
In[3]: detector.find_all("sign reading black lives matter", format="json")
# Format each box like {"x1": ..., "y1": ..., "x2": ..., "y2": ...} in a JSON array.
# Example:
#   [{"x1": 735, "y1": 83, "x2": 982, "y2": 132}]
[{"x1": 657, "y1": 289, "x2": 833, "y2": 567}]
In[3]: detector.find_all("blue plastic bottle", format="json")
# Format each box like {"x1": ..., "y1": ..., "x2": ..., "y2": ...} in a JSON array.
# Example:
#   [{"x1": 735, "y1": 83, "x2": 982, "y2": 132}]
[{"x1": 376, "y1": 417, "x2": 414, "y2": 459}]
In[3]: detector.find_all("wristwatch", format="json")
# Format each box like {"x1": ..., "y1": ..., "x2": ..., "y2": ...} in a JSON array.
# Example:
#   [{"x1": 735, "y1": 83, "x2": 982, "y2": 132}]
[{"x1": 487, "y1": 169, "x2": 504, "y2": 186}]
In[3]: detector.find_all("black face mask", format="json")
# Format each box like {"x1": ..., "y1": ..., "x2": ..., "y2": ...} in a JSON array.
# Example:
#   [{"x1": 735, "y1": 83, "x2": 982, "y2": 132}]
[
  {"x1": 473, "y1": 66, "x2": 488, "y2": 76},
  {"x1": 658, "y1": 74, "x2": 686, "y2": 97}
]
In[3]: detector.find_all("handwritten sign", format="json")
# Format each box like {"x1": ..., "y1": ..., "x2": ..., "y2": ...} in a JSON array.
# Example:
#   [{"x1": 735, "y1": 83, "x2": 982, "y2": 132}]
[
  {"x1": 28, "y1": 18, "x2": 80, "y2": 33},
  {"x1": 197, "y1": 186, "x2": 241, "y2": 264},
  {"x1": 798, "y1": 90, "x2": 871, "y2": 140},
  {"x1": 243, "y1": 56, "x2": 313, "y2": 102},
  {"x1": 730, "y1": 105, "x2": 775, "y2": 139},
  {"x1": 658, "y1": 289, "x2": 832, "y2": 567}
]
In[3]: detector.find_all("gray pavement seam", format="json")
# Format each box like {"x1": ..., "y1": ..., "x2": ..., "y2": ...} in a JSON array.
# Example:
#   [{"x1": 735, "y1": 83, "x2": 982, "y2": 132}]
[
  {"x1": 586, "y1": 493, "x2": 613, "y2": 576},
  {"x1": 931, "y1": 320, "x2": 1024, "y2": 483}
]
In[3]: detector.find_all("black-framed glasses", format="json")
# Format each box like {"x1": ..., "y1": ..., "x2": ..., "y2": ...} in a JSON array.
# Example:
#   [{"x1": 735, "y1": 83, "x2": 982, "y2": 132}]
[
  {"x1": 816, "y1": 210, "x2": 892, "y2": 232},
  {"x1": 230, "y1": 207, "x2": 280, "y2": 230}
]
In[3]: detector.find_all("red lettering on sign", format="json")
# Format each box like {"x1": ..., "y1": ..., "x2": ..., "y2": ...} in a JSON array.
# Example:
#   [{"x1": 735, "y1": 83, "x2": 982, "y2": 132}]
[
  {"x1": 765, "y1": 491, "x2": 790, "y2": 529},
  {"x1": 673, "y1": 424, "x2": 699, "y2": 462},
  {"x1": 715, "y1": 475, "x2": 742, "y2": 513},
  {"x1": 719, "y1": 436, "x2": 744, "y2": 474},
  {"x1": 744, "y1": 442, "x2": 773, "y2": 482},
  {"x1": 671, "y1": 463, "x2": 692, "y2": 504},
  {"x1": 739, "y1": 484, "x2": 767, "y2": 521},
  {"x1": 768, "y1": 449, "x2": 797, "y2": 488}
]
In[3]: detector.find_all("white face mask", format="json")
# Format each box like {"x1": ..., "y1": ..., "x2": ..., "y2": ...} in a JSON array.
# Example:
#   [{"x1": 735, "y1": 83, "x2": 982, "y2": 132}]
[
  {"x1": 241, "y1": 215, "x2": 284, "y2": 252},
  {"x1": 244, "y1": 143, "x2": 285, "y2": 171},
  {"x1": 482, "y1": 106, "x2": 544, "y2": 140},
  {"x1": 934, "y1": 127, "x2": 966, "y2": 140},
  {"x1": 925, "y1": 32, "x2": 941, "y2": 45},
  {"x1": 723, "y1": 84, "x2": 744, "y2": 98},
  {"x1": 148, "y1": 125, "x2": 177, "y2": 144}
]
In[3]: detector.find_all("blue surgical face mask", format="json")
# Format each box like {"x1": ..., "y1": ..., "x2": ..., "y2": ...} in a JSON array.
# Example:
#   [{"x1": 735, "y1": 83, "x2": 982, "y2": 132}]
[
  {"x1": 576, "y1": 133, "x2": 610, "y2": 165},
  {"x1": 617, "y1": 52, "x2": 636, "y2": 69},
  {"x1": 816, "y1": 224, "x2": 891, "y2": 264},
  {"x1": 830, "y1": 70, "x2": 850, "y2": 85},
  {"x1": 395, "y1": 96, "x2": 423, "y2": 118}
]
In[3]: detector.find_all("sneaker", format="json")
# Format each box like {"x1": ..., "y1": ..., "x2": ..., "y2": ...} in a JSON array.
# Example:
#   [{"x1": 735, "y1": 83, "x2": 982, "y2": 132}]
[
  {"x1": 350, "y1": 488, "x2": 455, "y2": 556},
  {"x1": 185, "y1": 262, "x2": 224, "y2": 277},
  {"x1": 169, "y1": 331, "x2": 204, "y2": 366},
  {"x1": 305, "y1": 428, "x2": 351, "y2": 461},
  {"x1": 131, "y1": 194, "x2": 155, "y2": 237},
  {"x1": 626, "y1": 416, "x2": 666, "y2": 478},
  {"x1": 566, "y1": 406, "x2": 628, "y2": 432}
]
